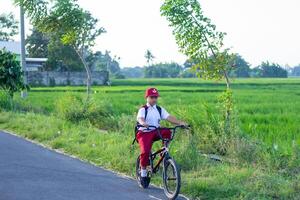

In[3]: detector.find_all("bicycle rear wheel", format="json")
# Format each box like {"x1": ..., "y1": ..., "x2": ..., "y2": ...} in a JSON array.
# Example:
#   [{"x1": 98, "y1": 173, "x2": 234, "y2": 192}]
[{"x1": 163, "y1": 158, "x2": 181, "y2": 200}]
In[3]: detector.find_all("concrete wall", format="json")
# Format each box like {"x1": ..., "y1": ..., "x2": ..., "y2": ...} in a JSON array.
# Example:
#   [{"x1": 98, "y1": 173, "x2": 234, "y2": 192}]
[{"x1": 27, "y1": 71, "x2": 109, "y2": 86}]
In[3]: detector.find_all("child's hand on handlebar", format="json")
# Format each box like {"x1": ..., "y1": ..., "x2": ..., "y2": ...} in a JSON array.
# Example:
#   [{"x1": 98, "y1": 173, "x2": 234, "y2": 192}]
[{"x1": 179, "y1": 121, "x2": 188, "y2": 127}]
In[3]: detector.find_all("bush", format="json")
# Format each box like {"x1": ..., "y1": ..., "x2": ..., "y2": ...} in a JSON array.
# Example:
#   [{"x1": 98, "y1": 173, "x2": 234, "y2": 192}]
[
  {"x1": 0, "y1": 92, "x2": 13, "y2": 110},
  {"x1": 0, "y1": 49, "x2": 28, "y2": 98},
  {"x1": 55, "y1": 93, "x2": 86, "y2": 122},
  {"x1": 55, "y1": 93, "x2": 116, "y2": 130}
]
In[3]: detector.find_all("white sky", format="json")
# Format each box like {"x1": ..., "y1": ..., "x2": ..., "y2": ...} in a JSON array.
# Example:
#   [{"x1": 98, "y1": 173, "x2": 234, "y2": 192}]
[{"x1": 1, "y1": 0, "x2": 300, "y2": 67}]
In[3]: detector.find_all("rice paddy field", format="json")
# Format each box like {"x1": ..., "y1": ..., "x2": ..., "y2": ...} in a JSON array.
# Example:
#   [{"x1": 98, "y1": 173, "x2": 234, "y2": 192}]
[
  {"x1": 1, "y1": 78, "x2": 300, "y2": 199},
  {"x1": 16, "y1": 78, "x2": 300, "y2": 152}
]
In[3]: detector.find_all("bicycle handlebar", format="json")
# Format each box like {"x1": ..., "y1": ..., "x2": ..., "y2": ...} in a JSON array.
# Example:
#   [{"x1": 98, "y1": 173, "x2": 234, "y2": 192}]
[
  {"x1": 137, "y1": 124, "x2": 190, "y2": 131},
  {"x1": 137, "y1": 124, "x2": 190, "y2": 142}
]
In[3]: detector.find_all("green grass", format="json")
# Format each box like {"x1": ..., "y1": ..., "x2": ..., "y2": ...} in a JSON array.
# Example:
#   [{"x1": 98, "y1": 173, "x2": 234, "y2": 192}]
[
  {"x1": 22, "y1": 78, "x2": 300, "y2": 152},
  {"x1": 1, "y1": 78, "x2": 300, "y2": 199},
  {"x1": 1, "y1": 111, "x2": 299, "y2": 200}
]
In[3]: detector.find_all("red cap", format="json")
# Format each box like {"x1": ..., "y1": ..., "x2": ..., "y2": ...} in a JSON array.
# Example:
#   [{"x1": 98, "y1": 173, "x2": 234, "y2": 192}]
[{"x1": 145, "y1": 88, "x2": 159, "y2": 98}]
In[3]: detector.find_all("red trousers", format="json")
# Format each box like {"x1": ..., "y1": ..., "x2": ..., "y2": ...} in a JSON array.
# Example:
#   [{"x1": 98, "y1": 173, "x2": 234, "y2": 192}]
[{"x1": 137, "y1": 128, "x2": 171, "y2": 168}]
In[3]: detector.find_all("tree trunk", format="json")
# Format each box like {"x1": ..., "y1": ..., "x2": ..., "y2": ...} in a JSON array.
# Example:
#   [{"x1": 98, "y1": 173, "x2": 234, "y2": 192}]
[
  {"x1": 83, "y1": 60, "x2": 92, "y2": 96},
  {"x1": 75, "y1": 48, "x2": 92, "y2": 99},
  {"x1": 223, "y1": 69, "x2": 230, "y2": 89}
]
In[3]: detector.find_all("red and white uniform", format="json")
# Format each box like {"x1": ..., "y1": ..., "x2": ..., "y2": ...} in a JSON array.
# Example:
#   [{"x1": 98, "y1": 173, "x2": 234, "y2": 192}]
[
  {"x1": 136, "y1": 103, "x2": 171, "y2": 167},
  {"x1": 136, "y1": 103, "x2": 169, "y2": 130}
]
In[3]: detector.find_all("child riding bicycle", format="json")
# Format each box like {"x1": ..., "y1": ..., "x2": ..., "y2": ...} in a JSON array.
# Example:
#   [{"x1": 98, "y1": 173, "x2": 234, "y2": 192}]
[{"x1": 136, "y1": 88, "x2": 187, "y2": 188}]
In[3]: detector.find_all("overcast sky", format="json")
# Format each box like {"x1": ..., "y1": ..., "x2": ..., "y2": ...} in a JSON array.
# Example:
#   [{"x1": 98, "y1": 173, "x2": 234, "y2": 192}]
[{"x1": 1, "y1": 0, "x2": 300, "y2": 67}]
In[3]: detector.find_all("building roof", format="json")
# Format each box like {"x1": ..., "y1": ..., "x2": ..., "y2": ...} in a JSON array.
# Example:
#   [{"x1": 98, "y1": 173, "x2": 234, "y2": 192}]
[
  {"x1": 26, "y1": 58, "x2": 48, "y2": 62},
  {"x1": 0, "y1": 41, "x2": 28, "y2": 55}
]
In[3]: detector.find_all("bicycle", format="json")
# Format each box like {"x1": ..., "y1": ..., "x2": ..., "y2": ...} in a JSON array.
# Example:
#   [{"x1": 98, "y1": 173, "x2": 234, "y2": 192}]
[{"x1": 135, "y1": 125, "x2": 190, "y2": 200}]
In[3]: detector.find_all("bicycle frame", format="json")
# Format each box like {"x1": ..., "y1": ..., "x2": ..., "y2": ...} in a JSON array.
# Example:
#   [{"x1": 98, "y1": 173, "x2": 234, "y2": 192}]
[
  {"x1": 139, "y1": 125, "x2": 189, "y2": 174},
  {"x1": 135, "y1": 124, "x2": 189, "y2": 196},
  {"x1": 151, "y1": 146, "x2": 169, "y2": 173}
]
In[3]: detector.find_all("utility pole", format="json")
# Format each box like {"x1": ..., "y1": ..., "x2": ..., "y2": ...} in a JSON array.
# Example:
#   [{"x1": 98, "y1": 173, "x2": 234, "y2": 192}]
[{"x1": 20, "y1": 5, "x2": 27, "y2": 98}]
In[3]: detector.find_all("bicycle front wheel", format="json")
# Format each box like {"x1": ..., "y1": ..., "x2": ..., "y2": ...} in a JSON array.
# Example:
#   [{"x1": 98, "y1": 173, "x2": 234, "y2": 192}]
[{"x1": 163, "y1": 158, "x2": 181, "y2": 200}]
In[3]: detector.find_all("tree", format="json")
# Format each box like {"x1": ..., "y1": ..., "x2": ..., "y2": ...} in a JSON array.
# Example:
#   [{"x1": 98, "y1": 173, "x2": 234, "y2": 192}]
[
  {"x1": 229, "y1": 54, "x2": 251, "y2": 77},
  {"x1": 161, "y1": 0, "x2": 234, "y2": 89},
  {"x1": 183, "y1": 58, "x2": 200, "y2": 77},
  {"x1": 0, "y1": 13, "x2": 19, "y2": 41},
  {"x1": 183, "y1": 59, "x2": 195, "y2": 69},
  {"x1": 86, "y1": 51, "x2": 107, "y2": 71},
  {"x1": 161, "y1": 0, "x2": 235, "y2": 134},
  {"x1": 26, "y1": 28, "x2": 84, "y2": 71},
  {"x1": 291, "y1": 65, "x2": 300, "y2": 76},
  {"x1": 104, "y1": 51, "x2": 121, "y2": 76},
  {"x1": 47, "y1": 35, "x2": 83, "y2": 71},
  {"x1": 249, "y1": 67, "x2": 261, "y2": 78},
  {"x1": 255, "y1": 61, "x2": 288, "y2": 78},
  {"x1": 145, "y1": 49, "x2": 155, "y2": 66},
  {"x1": 144, "y1": 62, "x2": 182, "y2": 78},
  {"x1": 26, "y1": 28, "x2": 49, "y2": 58},
  {"x1": 87, "y1": 50, "x2": 120, "y2": 77},
  {"x1": 0, "y1": 49, "x2": 27, "y2": 103},
  {"x1": 121, "y1": 67, "x2": 144, "y2": 78},
  {"x1": 180, "y1": 68, "x2": 196, "y2": 78},
  {"x1": 15, "y1": 0, "x2": 105, "y2": 97}
]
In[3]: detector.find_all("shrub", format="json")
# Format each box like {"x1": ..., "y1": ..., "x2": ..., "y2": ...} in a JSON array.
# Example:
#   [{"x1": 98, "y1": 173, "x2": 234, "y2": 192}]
[
  {"x1": 0, "y1": 92, "x2": 13, "y2": 110},
  {"x1": 85, "y1": 98, "x2": 117, "y2": 130},
  {"x1": 0, "y1": 49, "x2": 28, "y2": 99},
  {"x1": 55, "y1": 93, "x2": 86, "y2": 122},
  {"x1": 55, "y1": 93, "x2": 116, "y2": 130}
]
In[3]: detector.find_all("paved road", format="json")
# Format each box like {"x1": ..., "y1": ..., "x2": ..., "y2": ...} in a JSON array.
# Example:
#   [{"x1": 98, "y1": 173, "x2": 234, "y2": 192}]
[{"x1": 0, "y1": 131, "x2": 187, "y2": 200}]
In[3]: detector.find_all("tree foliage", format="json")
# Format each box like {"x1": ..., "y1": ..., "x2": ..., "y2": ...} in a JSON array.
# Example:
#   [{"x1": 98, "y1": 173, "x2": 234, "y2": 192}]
[
  {"x1": 161, "y1": 0, "x2": 234, "y2": 88},
  {"x1": 291, "y1": 65, "x2": 300, "y2": 77},
  {"x1": 14, "y1": 0, "x2": 48, "y2": 25},
  {"x1": 145, "y1": 62, "x2": 182, "y2": 78},
  {"x1": 26, "y1": 28, "x2": 85, "y2": 71},
  {"x1": 144, "y1": 49, "x2": 155, "y2": 66},
  {"x1": 15, "y1": 0, "x2": 105, "y2": 96},
  {"x1": 26, "y1": 28, "x2": 49, "y2": 58},
  {"x1": 161, "y1": 0, "x2": 236, "y2": 134},
  {"x1": 25, "y1": 29, "x2": 120, "y2": 73},
  {"x1": 0, "y1": 49, "x2": 28, "y2": 98},
  {"x1": 121, "y1": 67, "x2": 144, "y2": 78},
  {"x1": 229, "y1": 54, "x2": 251, "y2": 77},
  {"x1": 0, "y1": 13, "x2": 19, "y2": 41},
  {"x1": 255, "y1": 61, "x2": 288, "y2": 78},
  {"x1": 47, "y1": 34, "x2": 83, "y2": 71},
  {"x1": 87, "y1": 51, "x2": 120, "y2": 75}
]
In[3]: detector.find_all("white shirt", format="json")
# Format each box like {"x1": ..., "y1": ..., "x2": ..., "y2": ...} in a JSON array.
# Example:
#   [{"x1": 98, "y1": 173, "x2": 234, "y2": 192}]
[{"x1": 136, "y1": 103, "x2": 170, "y2": 131}]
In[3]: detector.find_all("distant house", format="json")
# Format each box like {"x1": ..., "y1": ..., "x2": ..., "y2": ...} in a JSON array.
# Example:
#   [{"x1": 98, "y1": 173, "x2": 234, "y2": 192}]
[
  {"x1": 25, "y1": 58, "x2": 48, "y2": 71},
  {"x1": 0, "y1": 41, "x2": 47, "y2": 71}
]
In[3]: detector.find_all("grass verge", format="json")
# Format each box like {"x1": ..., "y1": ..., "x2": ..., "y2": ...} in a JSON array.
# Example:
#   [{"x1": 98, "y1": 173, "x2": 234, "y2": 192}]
[{"x1": 1, "y1": 111, "x2": 299, "y2": 200}]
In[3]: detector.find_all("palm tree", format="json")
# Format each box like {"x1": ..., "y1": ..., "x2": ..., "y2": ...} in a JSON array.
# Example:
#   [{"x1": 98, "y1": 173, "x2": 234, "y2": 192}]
[{"x1": 144, "y1": 49, "x2": 155, "y2": 67}]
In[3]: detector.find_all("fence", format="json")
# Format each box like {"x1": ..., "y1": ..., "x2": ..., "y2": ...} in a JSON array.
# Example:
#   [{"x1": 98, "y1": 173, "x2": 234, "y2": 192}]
[{"x1": 27, "y1": 71, "x2": 109, "y2": 86}]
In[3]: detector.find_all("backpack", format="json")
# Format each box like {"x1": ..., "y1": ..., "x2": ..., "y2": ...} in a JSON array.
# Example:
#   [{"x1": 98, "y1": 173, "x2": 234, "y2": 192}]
[{"x1": 132, "y1": 105, "x2": 162, "y2": 145}]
